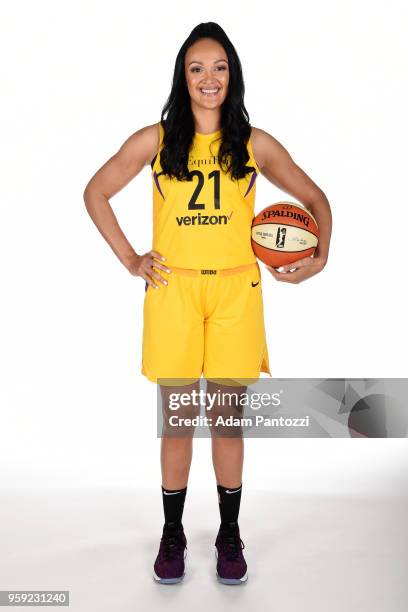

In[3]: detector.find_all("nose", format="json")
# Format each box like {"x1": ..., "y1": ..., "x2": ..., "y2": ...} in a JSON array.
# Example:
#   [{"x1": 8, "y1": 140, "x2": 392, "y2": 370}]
[
  {"x1": 199, "y1": 67, "x2": 220, "y2": 80},
  {"x1": 200, "y1": 74, "x2": 219, "y2": 85}
]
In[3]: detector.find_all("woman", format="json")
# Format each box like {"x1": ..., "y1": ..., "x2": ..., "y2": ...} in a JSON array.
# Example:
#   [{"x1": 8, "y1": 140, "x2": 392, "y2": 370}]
[{"x1": 83, "y1": 22, "x2": 332, "y2": 586}]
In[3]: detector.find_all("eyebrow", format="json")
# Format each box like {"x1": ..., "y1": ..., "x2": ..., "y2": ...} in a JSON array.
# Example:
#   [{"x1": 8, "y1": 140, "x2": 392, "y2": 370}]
[{"x1": 188, "y1": 59, "x2": 228, "y2": 65}]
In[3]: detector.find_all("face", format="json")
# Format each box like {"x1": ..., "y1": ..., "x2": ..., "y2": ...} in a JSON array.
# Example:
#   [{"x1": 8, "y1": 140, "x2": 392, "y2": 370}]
[{"x1": 184, "y1": 38, "x2": 229, "y2": 110}]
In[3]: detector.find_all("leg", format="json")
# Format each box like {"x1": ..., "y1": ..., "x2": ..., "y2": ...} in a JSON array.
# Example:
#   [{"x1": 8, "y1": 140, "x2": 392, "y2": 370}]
[
  {"x1": 153, "y1": 379, "x2": 201, "y2": 584},
  {"x1": 203, "y1": 262, "x2": 267, "y2": 586},
  {"x1": 206, "y1": 379, "x2": 248, "y2": 584},
  {"x1": 143, "y1": 271, "x2": 204, "y2": 584},
  {"x1": 159, "y1": 379, "x2": 201, "y2": 489},
  {"x1": 207, "y1": 379, "x2": 246, "y2": 531},
  {"x1": 206, "y1": 380, "x2": 246, "y2": 487},
  {"x1": 212, "y1": 436, "x2": 244, "y2": 487}
]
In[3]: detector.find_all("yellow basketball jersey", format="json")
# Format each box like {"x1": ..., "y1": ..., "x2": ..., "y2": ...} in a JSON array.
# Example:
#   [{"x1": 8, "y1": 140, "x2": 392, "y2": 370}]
[{"x1": 150, "y1": 122, "x2": 260, "y2": 269}]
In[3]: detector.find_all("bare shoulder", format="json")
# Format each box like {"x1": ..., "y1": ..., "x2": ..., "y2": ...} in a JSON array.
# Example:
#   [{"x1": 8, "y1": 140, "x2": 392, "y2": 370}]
[
  {"x1": 250, "y1": 126, "x2": 291, "y2": 171},
  {"x1": 117, "y1": 122, "x2": 161, "y2": 167},
  {"x1": 83, "y1": 122, "x2": 161, "y2": 198}
]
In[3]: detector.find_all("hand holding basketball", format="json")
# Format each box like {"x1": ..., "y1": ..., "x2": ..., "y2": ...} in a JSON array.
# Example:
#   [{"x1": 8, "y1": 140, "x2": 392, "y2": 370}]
[{"x1": 266, "y1": 254, "x2": 327, "y2": 284}]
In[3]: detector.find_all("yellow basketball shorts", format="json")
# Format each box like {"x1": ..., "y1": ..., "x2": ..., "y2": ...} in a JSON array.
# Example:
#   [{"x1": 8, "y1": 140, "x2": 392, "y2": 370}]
[{"x1": 141, "y1": 261, "x2": 271, "y2": 386}]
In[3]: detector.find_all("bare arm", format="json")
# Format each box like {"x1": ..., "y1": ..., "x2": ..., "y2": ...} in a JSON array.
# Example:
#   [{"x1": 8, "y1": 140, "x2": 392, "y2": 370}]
[
  {"x1": 83, "y1": 123, "x2": 169, "y2": 287},
  {"x1": 251, "y1": 126, "x2": 332, "y2": 282}
]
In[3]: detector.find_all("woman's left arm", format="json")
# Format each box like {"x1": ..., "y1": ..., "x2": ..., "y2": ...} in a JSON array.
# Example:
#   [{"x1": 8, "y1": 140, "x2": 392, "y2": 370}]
[{"x1": 251, "y1": 126, "x2": 332, "y2": 283}]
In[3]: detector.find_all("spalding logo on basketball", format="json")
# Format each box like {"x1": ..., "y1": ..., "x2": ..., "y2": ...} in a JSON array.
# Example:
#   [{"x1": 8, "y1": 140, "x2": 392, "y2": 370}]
[{"x1": 251, "y1": 202, "x2": 319, "y2": 267}]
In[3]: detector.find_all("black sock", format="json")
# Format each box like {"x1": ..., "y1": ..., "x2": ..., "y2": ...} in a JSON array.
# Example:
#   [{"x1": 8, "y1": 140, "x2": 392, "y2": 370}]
[
  {"x1": 161, "y1": 485, "x2": 187, "y2": 529},
  {"x1": 217, "y1": 483, "x2": 242, "y2": 531}
]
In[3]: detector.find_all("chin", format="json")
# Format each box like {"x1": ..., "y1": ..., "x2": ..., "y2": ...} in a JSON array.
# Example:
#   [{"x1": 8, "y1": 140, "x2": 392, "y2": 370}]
[{"x1": 197, "y1": 97, "x2": 224, "y2": 108}]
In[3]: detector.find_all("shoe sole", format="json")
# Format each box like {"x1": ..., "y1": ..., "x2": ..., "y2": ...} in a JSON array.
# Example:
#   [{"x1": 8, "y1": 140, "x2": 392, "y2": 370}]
[
  {"x1": 153, "y1": 549, "x2": 187, "y2": 584},
  {"x1": 215, "y1": 548, "x2": 248, "y2": 585}
]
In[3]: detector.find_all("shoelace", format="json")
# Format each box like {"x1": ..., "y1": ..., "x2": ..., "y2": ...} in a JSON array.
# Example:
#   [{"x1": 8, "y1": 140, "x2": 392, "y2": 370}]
[
  {"x1": 220, "y1": 533, "x2": 245, "y2": 561},
  {"x1": 161, "y1": 532, "x2": 185, "y2": 561}
]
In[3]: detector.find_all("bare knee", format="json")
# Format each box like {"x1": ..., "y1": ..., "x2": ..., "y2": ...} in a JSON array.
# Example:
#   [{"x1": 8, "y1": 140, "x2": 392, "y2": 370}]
[{"x1": 160, "y1": 380, "x2": 201, "y2": 437}]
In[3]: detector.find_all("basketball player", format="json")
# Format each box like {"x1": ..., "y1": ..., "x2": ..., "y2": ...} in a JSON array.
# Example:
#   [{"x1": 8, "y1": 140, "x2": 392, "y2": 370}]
[{"x1": 83, "y1": 23, "x2": 332, "y2": 585}]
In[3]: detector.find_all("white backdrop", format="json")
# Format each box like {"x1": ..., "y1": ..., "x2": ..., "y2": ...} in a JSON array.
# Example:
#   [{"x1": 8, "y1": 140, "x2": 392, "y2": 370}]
[{"x1": 1, "y1": 0, "x2": 407, "y2": 492}]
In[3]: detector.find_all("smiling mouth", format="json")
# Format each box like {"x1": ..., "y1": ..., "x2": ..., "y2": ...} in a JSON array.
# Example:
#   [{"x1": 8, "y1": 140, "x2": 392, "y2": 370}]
[{"x1": 200, "y1": 88, "x2": 220, "y2": 96}]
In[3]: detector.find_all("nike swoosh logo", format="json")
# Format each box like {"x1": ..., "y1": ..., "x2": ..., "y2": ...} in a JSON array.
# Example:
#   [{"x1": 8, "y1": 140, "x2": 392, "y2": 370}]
[
  {"x1": 251, "y1": 281, "x2": 259, "y2": 287},
  {"x1": 163, "y1": 490, "x2": 182, "y2": 496},
  {"x1": 227, "y1": 211, "x2": 234, "y2": 220},
  {"x1": 225, "y1": 488, "x2": 242, "y2": 494}
]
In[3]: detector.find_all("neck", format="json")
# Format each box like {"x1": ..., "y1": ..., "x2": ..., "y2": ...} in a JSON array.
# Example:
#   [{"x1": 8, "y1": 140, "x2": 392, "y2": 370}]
[{"x1": 191, "y1": 104, "x2": 221, "y2": 135}]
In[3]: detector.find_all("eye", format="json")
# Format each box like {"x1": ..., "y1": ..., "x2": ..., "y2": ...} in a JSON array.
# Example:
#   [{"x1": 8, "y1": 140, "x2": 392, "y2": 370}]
[{"x1": 190, "y1": 65, "x2": 227, "y2": 73}]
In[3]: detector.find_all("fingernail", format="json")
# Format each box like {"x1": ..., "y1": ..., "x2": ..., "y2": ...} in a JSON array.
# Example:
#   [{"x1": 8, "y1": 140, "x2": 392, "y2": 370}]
[
  {"x1": 161, "y1": 256, "x2": 166, "y2": 261},
  {"x1": 166, "y1": 268, "x2": 171, "y2": 273},
  {"x1": 163, "y1": 280, "x2": 168, "y2": 285}
]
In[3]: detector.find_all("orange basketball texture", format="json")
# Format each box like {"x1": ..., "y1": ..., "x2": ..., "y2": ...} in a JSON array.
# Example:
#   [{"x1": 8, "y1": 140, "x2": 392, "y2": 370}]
[{"x1": 251, "y1": 202, "x2": 319, "y2": 267}]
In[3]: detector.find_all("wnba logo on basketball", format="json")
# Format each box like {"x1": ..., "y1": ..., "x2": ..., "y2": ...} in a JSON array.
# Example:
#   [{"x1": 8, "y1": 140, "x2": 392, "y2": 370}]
[{"x1": 276, "y1": 227, "x2": 286, "y2": 248}]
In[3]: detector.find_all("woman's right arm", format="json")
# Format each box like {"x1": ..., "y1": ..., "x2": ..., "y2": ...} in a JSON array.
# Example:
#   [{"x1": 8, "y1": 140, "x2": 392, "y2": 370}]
[{"x1": 83, "y1": 123, "x2": 169, "y2": 288}]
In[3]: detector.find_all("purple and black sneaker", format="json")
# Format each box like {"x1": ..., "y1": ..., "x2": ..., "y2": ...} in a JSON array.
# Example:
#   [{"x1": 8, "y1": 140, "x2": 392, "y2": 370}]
[
  {"x1": 215, "y1": 522, "x2": 248, "y2": 585},
  {"x1": 153, "y1": 522, "x2": 187, "y2": 584}
]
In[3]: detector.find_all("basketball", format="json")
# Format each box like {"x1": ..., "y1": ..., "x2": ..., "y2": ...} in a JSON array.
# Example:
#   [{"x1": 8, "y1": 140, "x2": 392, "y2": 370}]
[{"x1": 251, "y1": 201, "x2": 319, "y2": 268}]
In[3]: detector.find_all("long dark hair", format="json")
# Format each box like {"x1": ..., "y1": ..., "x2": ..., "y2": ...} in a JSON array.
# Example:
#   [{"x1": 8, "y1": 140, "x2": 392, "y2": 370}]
[{"x1": 159, "y1": 22, "x2": 253, "y2": 181}]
